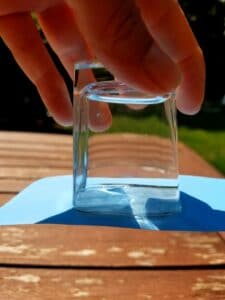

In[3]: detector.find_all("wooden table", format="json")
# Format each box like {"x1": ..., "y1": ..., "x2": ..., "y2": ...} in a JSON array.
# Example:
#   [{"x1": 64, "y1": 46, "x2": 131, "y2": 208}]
[{"x1": 0, "y1": 131, "x2": 224, "y2": 299}]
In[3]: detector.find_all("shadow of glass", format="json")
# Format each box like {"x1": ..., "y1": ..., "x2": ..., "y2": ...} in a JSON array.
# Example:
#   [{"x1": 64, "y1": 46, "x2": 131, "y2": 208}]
[{"x1": 39, "y1": 192, "x2": 225, "y2": 231}]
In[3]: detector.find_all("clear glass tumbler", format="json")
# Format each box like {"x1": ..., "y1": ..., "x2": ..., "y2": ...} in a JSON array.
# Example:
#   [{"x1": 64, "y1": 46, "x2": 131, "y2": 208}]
[{"x1": 73, "y1": 62, "x2": 180, "y2": 217}]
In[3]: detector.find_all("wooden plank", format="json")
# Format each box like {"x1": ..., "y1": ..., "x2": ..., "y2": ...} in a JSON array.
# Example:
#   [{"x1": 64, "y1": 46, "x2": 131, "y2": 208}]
[
  {"x1": 89, "y1": 134, "x2": 223, "y2": 178},
  {"x1": 0, "y1": 157, "x2": 72, "y2": 168},
  {"x1": 0, "y1": 141, "x2": 72, "y2": 151},
  {"x1": 178, "y1": 143, "x2": 223, "y2": 178},
  {"x1": 0, "y1": 131, "x2": 72, "y2": 145},
  {"x1": 0, "y1": 268, "x2": 225, "y2": 299},
  {"x1": 0, "y1": 166, "x2": 71, "y2": 179},
  {"x1": 219, "y1": 232, "x2": 225, "y2": 242},
  {"x1": 0, "y1": 227, "x2": 224, "y2": 267},
  {"x1": 0, "y1": 179, "x2": 34, "y2": 193},
  {"x1": 0, "y1": 193, "x2": 15, "y2": 206},
  {"x1": 0, "y1": 149, "x2": 71, "y2": 161},
  {"x1": 0, "y1": 131, "x2": 224, "y2": 271},
  {"x1": 0, "y1": 131, "x2": 222, "y2": 178}
]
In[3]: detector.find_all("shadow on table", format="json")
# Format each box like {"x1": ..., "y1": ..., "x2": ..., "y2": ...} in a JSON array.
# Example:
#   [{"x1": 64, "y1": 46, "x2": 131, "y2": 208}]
[{"x1": 39, "y1": 191, "x2": 225, "y2": 231}]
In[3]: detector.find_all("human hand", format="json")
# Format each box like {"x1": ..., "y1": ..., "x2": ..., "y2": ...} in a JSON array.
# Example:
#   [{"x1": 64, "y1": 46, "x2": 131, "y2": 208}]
[{"x1": 0, "y1": 0, "x2": 205, "y2": 127}]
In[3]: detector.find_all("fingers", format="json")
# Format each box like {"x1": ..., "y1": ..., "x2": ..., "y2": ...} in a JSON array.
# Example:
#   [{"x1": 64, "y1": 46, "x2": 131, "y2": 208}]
[
  {"x1": 71, "y1": 0, "x2": 181, "y2": 95},
  {"x1": 37, "y1": 2, "x2": 112, "y2": 131},
  {"x1": 37, "y1": 2, "x2": 91, "y2": 78},
  {"x1": 0, "y1": 0, "x2": 63, "y2": 15},
  {"x1": 176, "y1": 48, "x2": 205, "y2": 114},
  {"x1": 136, "y1": 0, "x2": 205, "y2": 113},
  {"x1": 72, "y1": 0, "x2": 205, "y2": 115},
  {"x1": 0, "y1": 13, "x2": 73, "y2": 126}
]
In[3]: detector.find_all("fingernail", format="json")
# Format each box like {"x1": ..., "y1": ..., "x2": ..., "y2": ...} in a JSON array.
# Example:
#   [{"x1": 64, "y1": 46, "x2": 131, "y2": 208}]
[
  {"x1": 175, "y1": 83, "x2": 204, "y2": 116},
  {"x1": 177, "y1": 100, "x2": 202, "y2": 116}
]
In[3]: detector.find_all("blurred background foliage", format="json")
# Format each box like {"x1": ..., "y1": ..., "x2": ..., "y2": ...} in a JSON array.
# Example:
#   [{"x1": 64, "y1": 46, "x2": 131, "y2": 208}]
[
  {"x1": 181, "y1": 0, "x2": 225, "y2": 103},
  {"x1": 178, "y1": 0, "x2": 225, "y2": 129}
]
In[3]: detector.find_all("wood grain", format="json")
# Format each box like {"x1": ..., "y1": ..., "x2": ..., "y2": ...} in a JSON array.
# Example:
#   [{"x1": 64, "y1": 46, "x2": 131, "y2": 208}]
[
  {"x1": 0, "y1": 193, "x2": 15, "y2": 206},
  {"x1": 0, "y1": 131, "x2": 224, "y2": 267},
  {"x1": 0, "y1": 179, "x2": 34, "y2": 193},
  {"x1": 0, "y1": 227, "x2": 225, "y2": 267},
  {"x1": 0, "y1": 166, "x2": 71, "y2": 179},
  {"x1": 219, "y1": 232, "x2": 225, "y2": 242},
  {"x1": 0, "y1": 131, "x2": 222, "y2": 179},
  {"x1": 0, "y1": 268, "x2": 225, "y2": 300},
  {"x1": 0, "y1": 131, "x2": 72, "y2": 145},
  {"x1": 88, "y1": 133, "x2": 223, "y2": 178},
  {"x1": 0, "y1": 130, "x2": 224, "y2": 293}
]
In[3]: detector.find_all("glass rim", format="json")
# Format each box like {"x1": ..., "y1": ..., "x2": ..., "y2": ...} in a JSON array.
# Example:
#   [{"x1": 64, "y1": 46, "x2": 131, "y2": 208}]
[
  {"x1": 81, "y1": 80, "x2": 175, "y2": 104},
  {"x1": 75, "y1": 60, "x2": 176, "y2": 104}
]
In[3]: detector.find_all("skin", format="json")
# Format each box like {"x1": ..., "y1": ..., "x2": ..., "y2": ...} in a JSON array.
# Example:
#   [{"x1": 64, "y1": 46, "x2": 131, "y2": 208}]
[{"x1": 0, "y1": 0, "x2": 205, "y2": 130}]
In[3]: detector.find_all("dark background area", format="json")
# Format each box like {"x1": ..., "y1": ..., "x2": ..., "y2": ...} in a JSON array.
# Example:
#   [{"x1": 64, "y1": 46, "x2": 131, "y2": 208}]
[{"x1": 0, "y1": 0, "x2": 224, "y2": 133}]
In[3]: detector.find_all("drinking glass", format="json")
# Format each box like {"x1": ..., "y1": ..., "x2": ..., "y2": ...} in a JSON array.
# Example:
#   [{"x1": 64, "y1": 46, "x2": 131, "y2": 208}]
[{"x1": 73, "y1": 61, "x2": 180, "y2": 217}]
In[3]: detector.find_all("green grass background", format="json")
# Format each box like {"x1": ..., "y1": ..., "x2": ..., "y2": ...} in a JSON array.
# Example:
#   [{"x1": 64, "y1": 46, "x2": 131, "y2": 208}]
[{"x1": 108, "y1": 115, "x2": 225, "y2": 175}]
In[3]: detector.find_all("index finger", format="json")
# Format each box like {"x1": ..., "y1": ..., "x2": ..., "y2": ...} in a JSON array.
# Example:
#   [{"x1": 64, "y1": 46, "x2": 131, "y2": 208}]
[{"x1": 136, "y1": 0, "x2": 205, "y2": 114}]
